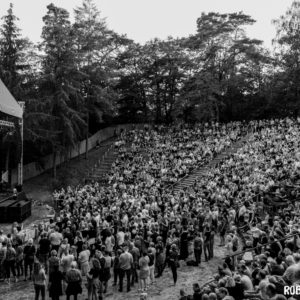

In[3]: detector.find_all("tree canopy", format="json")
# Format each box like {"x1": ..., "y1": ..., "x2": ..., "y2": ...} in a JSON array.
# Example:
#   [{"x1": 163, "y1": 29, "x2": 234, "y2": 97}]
[{"x1": 0, "y1": 0, "x2": 300, "y2": 172}]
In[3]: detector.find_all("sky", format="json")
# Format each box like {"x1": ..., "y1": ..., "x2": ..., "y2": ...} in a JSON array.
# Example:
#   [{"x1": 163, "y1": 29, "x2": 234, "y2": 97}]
[{"x1": 0, "y1": 0, "x2": 295, "y2": 49}]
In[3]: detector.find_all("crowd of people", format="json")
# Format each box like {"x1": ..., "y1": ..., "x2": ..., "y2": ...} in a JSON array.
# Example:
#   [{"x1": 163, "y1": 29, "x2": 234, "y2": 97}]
[{"x1": 0, "y1": 118, "x2": 300, "y2": 300}]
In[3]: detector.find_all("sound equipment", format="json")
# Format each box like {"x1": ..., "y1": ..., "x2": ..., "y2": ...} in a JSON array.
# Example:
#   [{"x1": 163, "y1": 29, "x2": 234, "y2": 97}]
[
  {"x1": 0, "y1": 191, "x2": 31, "y2": 223},
  {"x1": 8, "y1": 200, "x2": 31, "y2": 223}
]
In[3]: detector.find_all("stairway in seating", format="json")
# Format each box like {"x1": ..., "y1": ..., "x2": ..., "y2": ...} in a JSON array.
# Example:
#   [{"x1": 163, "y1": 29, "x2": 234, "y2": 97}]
[
  {"x1": 86, "y1": 140, "x2": 118, "y2": 183},
  {"x1": 172, "y1": 134, "x2": 251, "y2": 193}
]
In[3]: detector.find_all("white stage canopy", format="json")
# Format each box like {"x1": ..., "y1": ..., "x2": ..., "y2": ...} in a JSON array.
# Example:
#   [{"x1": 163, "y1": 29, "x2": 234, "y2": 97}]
[{"x1": 0, "y1": 79, "x2": 23, "y2": 118}]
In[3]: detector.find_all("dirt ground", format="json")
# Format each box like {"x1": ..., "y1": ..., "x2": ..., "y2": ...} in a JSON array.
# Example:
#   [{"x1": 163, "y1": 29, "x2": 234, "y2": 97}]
[{"x1": 0, "y1": 239, "x2": 223, "y2": 300}]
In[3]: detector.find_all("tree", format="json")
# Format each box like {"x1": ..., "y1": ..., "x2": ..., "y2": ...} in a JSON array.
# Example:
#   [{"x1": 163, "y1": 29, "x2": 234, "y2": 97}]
[
  {"x1": 0, "y1": 3, "x2": 25, "y2": 97},
  {"x1": 0, "y1": 3, "x2": 28, "y2": 182},
  {"x1": 272, "y1": 0, "x2": 300, "y2": 116},
  {"x1": 73, "y1": 0, "x2": 130, "y2": 157},
  {"x1": 39, "y1": 3, "x2": 86, "y2": 177},
  {"x1": 181, "y1": 12, "x2": 268, "y2": 122}
]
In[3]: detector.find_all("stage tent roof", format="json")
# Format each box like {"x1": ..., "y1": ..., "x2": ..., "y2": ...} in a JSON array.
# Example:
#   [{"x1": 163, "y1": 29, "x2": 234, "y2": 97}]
[{"x1": 0, "y1": 79, "x2": 23, "y2": 118}]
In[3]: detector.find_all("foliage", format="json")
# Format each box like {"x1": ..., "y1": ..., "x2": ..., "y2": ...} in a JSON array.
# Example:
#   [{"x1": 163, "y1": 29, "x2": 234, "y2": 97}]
[{"x1": 1, "y1": 0, "x2": 300, "y2": 173}]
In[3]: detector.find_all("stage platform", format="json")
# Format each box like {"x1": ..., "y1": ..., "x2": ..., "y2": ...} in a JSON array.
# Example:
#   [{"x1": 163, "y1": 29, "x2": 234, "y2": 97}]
[{"x1": 0, "y1": 191, "x2": 31, "y2": 223}]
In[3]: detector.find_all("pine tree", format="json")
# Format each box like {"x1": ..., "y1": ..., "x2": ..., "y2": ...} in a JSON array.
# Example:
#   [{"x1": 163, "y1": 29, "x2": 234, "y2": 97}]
[
  {"x1": 40, "y1": 3, "x2": 86, "y2": 177},
  {"x1": 0, "y1": 3, "x2": 25, "y2": 97}
]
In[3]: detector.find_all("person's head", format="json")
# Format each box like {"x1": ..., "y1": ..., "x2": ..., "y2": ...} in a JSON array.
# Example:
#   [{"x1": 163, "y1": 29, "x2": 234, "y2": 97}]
[
  {"x1": 208, "y1": 293, "x2": 217, "y2": 300},
  {"x1": 294, "y1": 268, "x2": 300, "y2": 282},
  {"x1": 28, "y1": 238, "x2": 33, "y2": 246},
  {"x1": 294, "y1": 253, "x2": 300, "y2": 263},
  {"x1": 201, "y1": 294, "x2": 209, "y2": 300},
  {"x1": 91, "y1": 257, "x2": 101, "y2": 270},
  {"x1": 51, "y1": 250, "x2": 57, "y2": 257},
  {"x1": 33, "y1": 261, "x2": 42, "y2": 275},
  {"x1": 193, "y1": 283, "x2": 200, "y2": 293},
  {"x1": 71, "y1": 261, "x2": 77, "y2": 269},
  {"x1": 265, "y1": 283, "x2": 277, "y2": 298},
  {"x1": 258, "y1": 269, "x2": 267, "y2": 280},
  {"x1": 216, "y1": 287, "x2": 229, "y2": 299},
  {"x1": 285, "y1": 255, "x2": 295, "y2": 266}
]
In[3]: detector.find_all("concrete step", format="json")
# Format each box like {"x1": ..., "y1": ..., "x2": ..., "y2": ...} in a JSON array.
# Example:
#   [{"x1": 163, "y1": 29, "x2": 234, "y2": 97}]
[{"x1": 170, "y1": 133, "x2": 251, "y2": 191}]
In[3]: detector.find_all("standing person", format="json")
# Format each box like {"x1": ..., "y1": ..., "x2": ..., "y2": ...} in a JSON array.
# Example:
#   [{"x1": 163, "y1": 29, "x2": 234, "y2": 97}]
[
  {"x1": 87, "y1": 258, "x2": 100, "y2": 300},
  {"x1": 39, "y1": 233, "x2": 51, "y2": 274},
  {"x1": 155, "y1": 246, "x2": 165, "y2": 278},
  {"x1": 48, "y1": 250, "x2": 60, "y2": 275},
  {"x1": 129, "y1": 242, "x2": 139, "y2": 286},
  {"x1": 32, "y1": 261, "x2": 47, "y2": 300},
  {"x1": 180, "y1": 227, "x2": 189, "y2": 261},
  {"x1": 65, "y1": 262, "x2": 82, "y2": 300},
  {"x1": 118, "y1": 245, "x2": 133, "y2": 292},
  {"x1": 78, "y1": 244, "x2": 90, "y2": 277},
  {"x1": 0, "y1": 240, "x2": 7, "y2": 281},
  {"x1": 219, "y1": 215, "x2": 228, "y2": 246},
  {"x1": 49, "y1": 227, "x2": 63, "y2": 252},
  {"x1": 24, "y1": 238, "x2": 36, "y2": 281},
  {"x1": 138, "y1": 252, "x2": 150, "y2": 292},
  {"x1": 102, "y1": 250, "x2": 112, "y2": 294},
  {"x1": 48, "y1": 265, "x2": 63, "y2": 300},
  {"x1": 193, "y1": 232, "x2": 203, "y2": 266},
  {"x1": 15, "y1": 239, "x2": 24, "y2": 278},
  {"x1": 209, "y1": 225, "x2": 215, "y2": 259},
  {"x1": 148, "y1": 248, "x2": 155, "y2": 285},
  {"x1": 61, "y1": 249, "x2": 74, "y2": 275},
  {"x1": 168, "y1": 244, "x2": 179, "y2": 286},
  {"x1": 4, "y1": 242, "x2": 17, "y2": 283},
  {"x1": 203, "y1": 224, "x2": 211, "y2": 261},
  {"x1": 113, "y1": 249, "x2": 121, "y2": 286}
]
